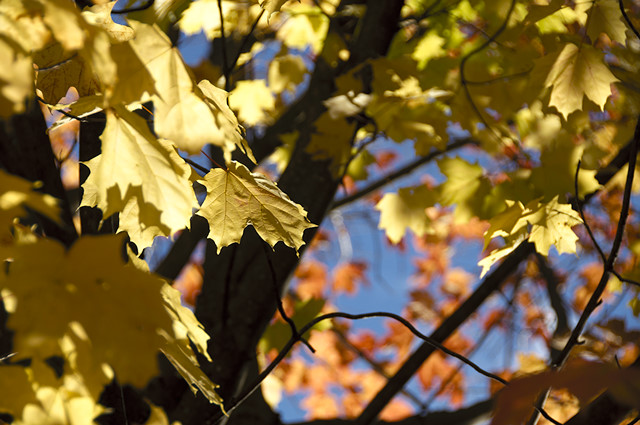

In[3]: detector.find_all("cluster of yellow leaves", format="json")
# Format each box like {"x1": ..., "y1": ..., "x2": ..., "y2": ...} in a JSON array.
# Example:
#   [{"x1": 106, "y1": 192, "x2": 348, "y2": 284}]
[{"x1": 0, "y1": 173, "x2": 224, "y2": 422}]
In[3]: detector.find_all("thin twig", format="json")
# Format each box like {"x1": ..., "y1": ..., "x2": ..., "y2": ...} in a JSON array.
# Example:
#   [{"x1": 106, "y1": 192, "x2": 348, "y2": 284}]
[
  {"x1": 619, "y1": 0, "x2": 640, "y2": 40},
  {"x1": 528, "y1": 115, "x2": 640, "y2": 425},
  {"x1": 226, "y1": 9, "x2": 265, "y2": 77},
  {"x1": 331, "y1": 138, "x2": 475, "y2": 209},
  {"x1": 260, "y1": 242, "x2": 315, "y2": 353},
  {"x1": 575, "y1": 160, "x2": 607, "y2": 263},
  {"x1": 211, "y1": 309, "x2": 507, "y2": 424},
  {"x1": 459, "y1": 0, "x2": 516, "y2": 142}
]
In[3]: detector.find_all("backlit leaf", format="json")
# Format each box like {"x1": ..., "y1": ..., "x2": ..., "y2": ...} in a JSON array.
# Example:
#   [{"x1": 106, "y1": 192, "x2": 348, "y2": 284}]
[
  {"x1": 376, "y1": 185, "x2": 437, "y2": 244},
  {"x1": 0, "y1": 234, "x2": 221, "y2": 405},
  {"x1": 197, "y1": 161, "x2": 316, "y2": 254},
  {"x1": 81, "y1": 107, "x2": 197, "y2": 250},
  {"x1": 535, "y1": 42, "x2": 618, "y2": 118}
]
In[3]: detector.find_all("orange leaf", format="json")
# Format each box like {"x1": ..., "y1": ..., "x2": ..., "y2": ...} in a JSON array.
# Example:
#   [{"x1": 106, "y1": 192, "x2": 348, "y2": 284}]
[{"x1": 333, "y1": 261, "x2": 368, "y2": 295}]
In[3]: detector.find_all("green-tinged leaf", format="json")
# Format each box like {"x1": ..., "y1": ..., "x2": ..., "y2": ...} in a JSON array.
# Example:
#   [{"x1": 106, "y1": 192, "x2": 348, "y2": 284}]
[
  {"x1": 306, "y1": 112, "x2": 357, "y2": 177},
  {"x1": 586, "y1": 0, "x2": 626, "y2": 44},
  {"x1": 376, "y1": 185, "x2": 438, "y2": 244},
  {"x1": 81, "y1": 107, "x2": 197, "y2": 250},
  {"x1": 259, "y1": 298, "x2": 328, "y2": 353},
  {"x1": 535, "y1": 42, "x2": 618, "y2": 118},
  {"x1": 438, "y1": 157, "x2": 492, "y2": 222},
  {"x1": 529, "y1": 138, "x2": 601, "y2": 201},
  {"x1": 197, "y1": 161, "x2": 316, "y2": 254}
]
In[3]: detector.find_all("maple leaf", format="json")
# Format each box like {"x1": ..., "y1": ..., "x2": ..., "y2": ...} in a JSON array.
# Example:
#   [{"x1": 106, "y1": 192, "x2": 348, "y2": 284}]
[
  {"x1": 0, "y1": 170, "x2": 60, "y2": 240},
  {"x1": 438, "y1": 157, "x2": 492, "y2": 222},
  {"x1": 305, "y1": 112, "x2": 357, "y2": 177},
  {"x1": 196, "y1": 161, "x2": 316, "y2": 254},
  {"x1": 479, "y1": 197, "x2": 582, "y2": 276},
  {"x1": 229, "y1": 79, "x2": 276, "y2": 125},
  {"x1": 0, "y1": 38, "x2": 33, "y2": 117},
  {"x1": 269, "y1": 54, "x2": 307, "y2": 94},
  {"x1": 260, "y1": 0, "x2": 291, "y2": 19},
  {"x1": 535, "y1": 42, "x2": 618, "y2": 118},
  {"x1": 128, "y1": 21, "x2": 249, "y2": 157},
  {"x1": 376, "y1": 184, "x2": 438, "y2": 244},
  {"x1": 586, "y1": 0, "x2": 627, "y2": 44},
  {"x1": 0, "y1": 234, "x2": 221, "y2": 405},
  {"x1": 81, "y1": 107, "x2": 198, "y2": 250}
]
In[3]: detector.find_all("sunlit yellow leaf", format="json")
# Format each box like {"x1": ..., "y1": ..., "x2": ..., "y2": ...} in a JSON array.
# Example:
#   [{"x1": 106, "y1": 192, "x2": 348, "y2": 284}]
[
  {"x1": 128, "y1": 21, "x2": 246, "y2": 156},
  {"x1": 438, "y1": 157, "x2": 492, "y2": 222},
  {"x1": 0, "y1": 38, "x2": 33, "y2": 117},
  {"x1": 0, "y1": 170, "x2": 60, "y2": 240},
  {"x1": 229, "y1": 79, "x2": 276, "y2": 125},
  {"x1": 586, "y1": 0, "x2": 626, "y2": 44},
  {"x1": 197, "y1": 161, "x2": 316, "y2": 254},
  {"x1": 268, "y1": 54, "x2": 307, "y2": 94},
  {"x1": 81, "y1": 107, "x2": 197, "y2": 250},
  {"x1": 411, "y1": 31, "x2": 446, "y2": 70},
  {"x1": 179, "y1": 0, "x2": 236, "y2": 39},
  {"x1": 535, "y1": 43, "x2": 618, "y2": 118},
  {"x1": 81, "y1": 2, "x2": 135, "y2": 42},
  {"x1": 376, "y1": 185, "x2": 437, "y2": 244},
  {"x1": 277, "y1": 5, "x2": 329, "y2": 53},
  {"x1": 0, "y1": 234, "x2": 222, "y2": 405},
  {"x1": 260, "y1": 0, "x2": 291, "y2": 19}
]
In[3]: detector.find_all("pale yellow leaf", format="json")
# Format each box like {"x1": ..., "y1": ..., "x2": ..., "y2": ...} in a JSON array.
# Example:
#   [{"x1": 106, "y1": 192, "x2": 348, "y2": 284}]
[
  {"x1": 376, "y1": 185, "x2": 437, "y2": 244},
  {"x1": 81, "y1": 2, "x2": 135, "y2": 42},
  {"x1": 0, "y1": 234, "x2": 221, "y2": 404},
  {"x1": 587, "y1": 0, "x2": 626, "y2": 44},
  {"x1": 0, "y1": 38, "x2": 33, "y2": 117},
  {"x1": 268, "y1": 54, "x2": 307, "y2": 94},
  {"x1": 128, "y1": 21, "x2": 246, "y2": 155},
  {"x1": 197, "y1": 161, "x2": 316, "y2": 254},
  {"x1": 81, "y1": 107, "x2": 197, "y2": 250},
  {"x1": 229, "y1": 79, "x2": 275, "y2": 125},
  {"x1": 536, "y1": 43, "x2": 618, "y2": 118}
]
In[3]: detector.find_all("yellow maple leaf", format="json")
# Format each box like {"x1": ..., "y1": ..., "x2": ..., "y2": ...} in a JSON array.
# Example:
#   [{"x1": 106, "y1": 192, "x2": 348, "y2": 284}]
[
  {"x1": 0, "y1": 234, "x2": 222, "y2": 405},
  {"x1": 196, "y1": 161, "x2": 316, "y2": 254},
  {"x1": 128, "y1": 20, "x2": 248, "y2": 156},
  {"x1": 437, "y1": 157, "x2": 492, "y2": 222},
  {"x1": 0, "y1": 38, "x2": 33, "y2": 117},
  {"x1": 535, "y1": 42, "x2": 618, "y2": 118},
  {"x1": 277, "y1": 4, "x2": 329, "y2": 53},
  {"x1": 81, "y1": 107, "x2": 198, "y2": 250},
  {"x1": 268, "y1": 54, "x2": 307, "y2": 94},
  {"x1": 305, "y1": 112, "x2": 356, "y2": 177},
  {"x1": 0, "y1": 170, "x2": 60, "y2": 240},
  {"x1": 229, "y1": 79, "x2": 276, "y2": 125},
  {"x1": 479, "y1": 197, "x2": 582, "y2": 276},
  {"x1": 179, "y1": 0, "x2": 237, "y2": 40},
  {"x1": 376, "y1": 185, "x2": 438, "y2": 244},
  {"x1": 260, "y1": 0, "x2": 291, "y2": 19},
  {"x1": 586, "y1": 0, "x2": 627, "y2": 44}
]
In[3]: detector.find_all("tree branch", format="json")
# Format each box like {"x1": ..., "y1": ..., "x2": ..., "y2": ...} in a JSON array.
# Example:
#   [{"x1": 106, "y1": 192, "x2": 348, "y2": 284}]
[{"x1": 331, "y1": 138, "x2": 476, "y2": 210}]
